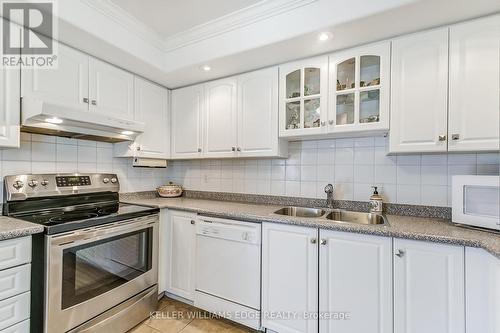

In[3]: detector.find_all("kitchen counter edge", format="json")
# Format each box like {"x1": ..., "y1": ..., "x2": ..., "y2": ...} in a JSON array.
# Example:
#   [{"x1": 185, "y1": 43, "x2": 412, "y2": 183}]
[{"x1": 0, "y1": 216, "x2": 45, "y2": 241}]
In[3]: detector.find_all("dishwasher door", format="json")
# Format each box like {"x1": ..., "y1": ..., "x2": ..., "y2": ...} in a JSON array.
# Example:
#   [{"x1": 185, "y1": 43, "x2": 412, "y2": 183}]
[{"x1": 195, "y1": 217, "x2": 261, "y2": 310}]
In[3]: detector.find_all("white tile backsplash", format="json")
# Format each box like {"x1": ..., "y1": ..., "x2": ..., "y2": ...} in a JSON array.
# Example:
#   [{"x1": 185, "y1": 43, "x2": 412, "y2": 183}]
[
  {"x1": 0, "y1": 134, "x2": 168, "y2": 201},
  {"x1": 166, "y1": 136, "x2": 500, "y2": 207},
  {"x1": 3, "y1": 134, "x2": 496, "y2": 208}
]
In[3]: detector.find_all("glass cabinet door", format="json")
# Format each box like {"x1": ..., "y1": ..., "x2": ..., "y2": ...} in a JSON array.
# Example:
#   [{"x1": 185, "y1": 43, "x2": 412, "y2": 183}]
[
  {"x1": 282, "y1": 59, "x2": 326, "y2": 134},
  {"x1": 286, "y1": 70, "x2": 301, "y2": 99},
  {"x1": 336, "y1": 93, "x2": 355, "y2": 125},
  {"x1": 329, "y1": 42, "x2": 389, "y2": 132},
  {"x1": 337, "y1": 58, "x2": 355, "y2": 91}
]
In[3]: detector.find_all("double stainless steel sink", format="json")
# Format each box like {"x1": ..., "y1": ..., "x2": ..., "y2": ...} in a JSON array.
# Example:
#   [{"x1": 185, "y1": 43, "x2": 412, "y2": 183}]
[{"x1": 273, "y1": 206, "x2": 387, "y2": 225}]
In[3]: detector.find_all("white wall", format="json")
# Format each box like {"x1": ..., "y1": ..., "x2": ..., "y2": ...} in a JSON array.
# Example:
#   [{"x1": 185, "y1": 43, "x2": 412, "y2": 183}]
[
  {"x1": 0, "y1": 133, "x2": 169, "y2": 201},
  {"x1": 166, "y1": 136, "x2": 499, "y2": 207}
]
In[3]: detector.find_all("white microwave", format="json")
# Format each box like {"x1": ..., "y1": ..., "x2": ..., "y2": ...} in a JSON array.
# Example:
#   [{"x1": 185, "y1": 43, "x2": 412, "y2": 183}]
[{"x1": 452, "y1": 175, "x2": 500, "y2": 232}]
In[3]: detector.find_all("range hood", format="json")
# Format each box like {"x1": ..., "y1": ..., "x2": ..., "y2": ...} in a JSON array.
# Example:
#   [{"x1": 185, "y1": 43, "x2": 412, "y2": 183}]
[{"x1": 21, "y1": 97, "x2": 145, "y2": 143}]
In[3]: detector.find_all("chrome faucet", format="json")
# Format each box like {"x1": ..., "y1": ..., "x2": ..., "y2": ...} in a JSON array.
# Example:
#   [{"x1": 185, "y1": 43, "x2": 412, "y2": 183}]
[{"x1": 324, "y1": 184, "x2": 334, "y2": 209}]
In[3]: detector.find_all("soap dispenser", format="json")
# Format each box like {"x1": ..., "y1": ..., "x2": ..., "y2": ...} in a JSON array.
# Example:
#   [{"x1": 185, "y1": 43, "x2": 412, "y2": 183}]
[{"x1": 369, "y1": 186, "x2": 383, "y2": 214}]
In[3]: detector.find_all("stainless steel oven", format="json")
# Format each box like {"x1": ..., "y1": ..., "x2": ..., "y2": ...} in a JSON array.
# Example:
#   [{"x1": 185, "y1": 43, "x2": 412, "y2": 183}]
[
  {"x1": 46, "y1": 215, "x2": 158, "y2": 333},
  {"x1": 3, "y1": 173, "x2": 160, "y2": 333}
]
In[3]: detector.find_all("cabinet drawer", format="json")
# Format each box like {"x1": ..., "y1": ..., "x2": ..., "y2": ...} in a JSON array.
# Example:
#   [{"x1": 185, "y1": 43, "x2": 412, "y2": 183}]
[
  {"x1": 0, "y1": 292, "x2": 30, "y2": 330},
  {"x1": 0, "y1": 237, "x2": 31, "y2": 271},
  {"x1": 0, "y1": 265, "x2": 30, "y2": 301},
  {"x1": 0, "y1": 319, "x2": 29, "y2": 333}
]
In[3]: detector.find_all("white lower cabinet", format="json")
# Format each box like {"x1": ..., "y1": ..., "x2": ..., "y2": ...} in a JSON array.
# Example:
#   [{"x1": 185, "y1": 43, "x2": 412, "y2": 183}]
[
  {"x1": 465, "y1": 247, "x2": 500, "y2": 333},
  {"x1": 165, "y1": 210, "x2": 197, "y2": 301},
  {"x1": 0, "y1": 319, "x2": 29, "y2": 333},
  {"x1": 262, "y1": 223, "x2": 318, "y2": 333},
  {"x1": 0, "y1": 293, "x2": 30, "y2": 331},
  {"x1": 393, "y1": 238, "x2": 465, "y2": 333},
  {"x1": 0, "y1": 236, "x2": 31, "y2": 332},
  {"x1": 319, "y1": 230, "x2": 392, "y2": 333}
]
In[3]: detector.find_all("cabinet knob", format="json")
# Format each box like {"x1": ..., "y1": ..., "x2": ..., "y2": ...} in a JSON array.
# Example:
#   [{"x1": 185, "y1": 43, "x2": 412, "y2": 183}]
[
  {"x1": 451, "y1": 134, "x2": 460, "y2": 141},
  {"x1": 320, "y1": 239, "x2": 327, "y2": 245},
  {"x1": 395, "y1": 249, "x2": 405, "y2": 257},
  {"x1": 321, "y1": 121, "x2": 326, "y2": 126},
  {"x1": 83, "y1": 97, "x2": 89, "y2": 104},
  {"x1": 438, "y1": 135, "x2": 446, "y2": 141},
  {"x1": 237, "y1": 147, "x2": 241, "y2": 152},
  {"x1": 197, "y1": 148, "x2": 202, "y2": 153},
  {"x1": 328, "y1": 120, "x2": 334, "y2": 125},
  {"x1": 190, "y1": 220, "x2": 196, "y2": 225},
  {"x1": 310, "y1": 238, "x2": 317, "y2": 244},
  {"x1": 231, "y1": 147, "x2": 236, "y2": 152},
  {"x1": 91, "y1": 100, "x2": 97, "y2": 106}
]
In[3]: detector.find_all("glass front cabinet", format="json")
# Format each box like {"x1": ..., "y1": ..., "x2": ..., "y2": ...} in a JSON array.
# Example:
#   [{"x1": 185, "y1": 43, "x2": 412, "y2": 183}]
[
  {"x1": 279, "y1": 56, "x2": 328, "y2": 137},
  {"x1": 328, "y1": 42, "x2": 390, "y2": 133}
]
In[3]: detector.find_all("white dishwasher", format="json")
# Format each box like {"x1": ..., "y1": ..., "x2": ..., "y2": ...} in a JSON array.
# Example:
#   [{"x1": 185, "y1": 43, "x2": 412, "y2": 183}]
[{"x1": 194, "y1": 216, "x2": 261, "y2": 330}]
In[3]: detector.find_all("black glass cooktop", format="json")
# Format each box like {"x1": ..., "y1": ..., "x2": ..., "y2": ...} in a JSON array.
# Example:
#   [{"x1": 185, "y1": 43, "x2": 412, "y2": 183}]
[
  {"x1": 11, "y1": 202, "x2": 158, "y2": 234},
  {"x1": 4, "y1": 193, "x2": 159, "y2": 234}
]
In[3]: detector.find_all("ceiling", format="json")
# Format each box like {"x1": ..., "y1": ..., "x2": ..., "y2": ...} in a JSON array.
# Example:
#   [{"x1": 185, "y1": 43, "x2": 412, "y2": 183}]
[
  {"x1": 53, "y1": 0, "x2": 500, "y2": 88},
  {"x1": 109, "y1": 0, "x2": 263, "y2": 38}
]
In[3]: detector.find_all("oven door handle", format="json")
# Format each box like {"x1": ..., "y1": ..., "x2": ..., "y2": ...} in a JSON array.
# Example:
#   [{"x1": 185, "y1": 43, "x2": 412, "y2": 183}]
[{"x1": 49, "y1": 215, "x2": 158, "y2": 248}]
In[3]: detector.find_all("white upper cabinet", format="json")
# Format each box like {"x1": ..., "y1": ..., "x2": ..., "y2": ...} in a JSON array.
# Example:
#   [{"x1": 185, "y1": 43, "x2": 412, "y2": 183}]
[
  {"x1": 328, "y1": 42, "x2": 390, "y2": 134},
  {"x1": 237, "y1": 67, "x2": 286, "y2": 157},
  {"x1": 389, "y1": 28, "x2": 449, "y2": 153},
  {"x1": 116, "y1": 77, "x2": 169, "y2": 159},
  {"x1": 279, "y1": 56, "x2": 328, "y2": 138},
  {"x1": 22, "y1": 43, "x2": 89, "y2": 112},
  {"x1": 134, "y1": 78, "x2": 169, "y2": 158},
  {"x1": 89, "y1": 58, "x2": 134, "y2": 121},
  {"x1": 262, "y1": 223, "x2": 318, "y2": 333},
  {"x1": 171, "y1": 84, "x2": 204, "y2": 159},
  {"x1": 394, "y1": 239, "x2": 465, "y2": 333},
  {"x1": 171, "y1": 67, "x2": 285, "y2": 159},
  {"x1": 0, "y1": 62, "x2": 20, "y2": 148},
  {"x1": 203, "y1": 77, "x2": 238, "y2": 158},
  {"x1": 448, "y1": 15, "x2": 500, "y2": 152},
  {"x1": 319, "y1": 230, "x2": 392, "y2": 333}
]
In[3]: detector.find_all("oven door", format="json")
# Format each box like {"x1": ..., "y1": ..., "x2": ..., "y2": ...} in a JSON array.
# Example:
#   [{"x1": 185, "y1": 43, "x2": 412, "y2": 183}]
[{"x1": 45, "y1": 215, "x2": 158, "y2": 333}]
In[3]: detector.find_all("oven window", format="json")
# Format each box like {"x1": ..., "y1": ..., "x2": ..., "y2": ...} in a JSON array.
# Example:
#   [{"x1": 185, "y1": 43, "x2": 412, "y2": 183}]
[{"x1": 61, "y1": 227, "x2": 152, "y2": 309}]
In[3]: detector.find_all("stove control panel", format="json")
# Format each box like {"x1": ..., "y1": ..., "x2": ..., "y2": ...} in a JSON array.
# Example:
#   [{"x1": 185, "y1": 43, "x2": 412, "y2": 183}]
[
  {"x1": 3, "y1": 173, "x2": 120, "y2": 202},
  {"x1": 56, "y1": 176, "x2": 91, "y2": 187}
]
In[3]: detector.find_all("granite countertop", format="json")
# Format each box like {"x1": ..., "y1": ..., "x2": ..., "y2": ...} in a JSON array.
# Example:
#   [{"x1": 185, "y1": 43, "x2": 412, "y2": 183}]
[
  {"x1": 122, "y1": 196, "x2": 500, "y2": 259},
  {"x1": 0, "y1": 216, "x2": 44, "y2": 241}
]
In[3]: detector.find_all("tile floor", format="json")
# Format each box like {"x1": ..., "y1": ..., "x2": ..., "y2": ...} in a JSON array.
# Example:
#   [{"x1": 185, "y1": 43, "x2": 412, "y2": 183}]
[{"x1": 129, "y1": 297, "x2": 257, "y2": 333}]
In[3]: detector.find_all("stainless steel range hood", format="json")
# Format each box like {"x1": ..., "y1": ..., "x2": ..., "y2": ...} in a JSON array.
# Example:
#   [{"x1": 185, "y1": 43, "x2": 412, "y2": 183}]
[{"x1": 21, "y1": 97, "x2": 145, "y2": 143}]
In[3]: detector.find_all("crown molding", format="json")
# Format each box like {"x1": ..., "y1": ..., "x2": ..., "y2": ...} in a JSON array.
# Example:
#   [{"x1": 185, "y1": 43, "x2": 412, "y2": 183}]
[
  {"x1": 163, "y1": 0, "x2": 318, "y2": 51},
  {"x1": 79, "y1": 0, "x2": 167, "y2": 51},
  {"x1": 79, "y1": 0, "x2": 318, "y2": 53}
]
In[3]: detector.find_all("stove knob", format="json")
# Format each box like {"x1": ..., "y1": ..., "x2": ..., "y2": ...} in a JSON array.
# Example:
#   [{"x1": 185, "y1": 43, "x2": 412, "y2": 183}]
[
  {"x1": 28, "y1": 180, "x2": 38, "y2": 188},
  {"x1": 103, "y1": 178, "x2": 110, "y2": 184},
  {"x1": 110, "y1": 177, "x2": 118, "y2": 184},
  {"x1": 13, "y1": 180, "x2": 24, "y2": 189},
  {"x1": 41, "y1": 179, "x2": 49, "y2": 186}
]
